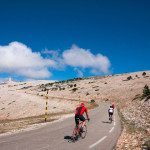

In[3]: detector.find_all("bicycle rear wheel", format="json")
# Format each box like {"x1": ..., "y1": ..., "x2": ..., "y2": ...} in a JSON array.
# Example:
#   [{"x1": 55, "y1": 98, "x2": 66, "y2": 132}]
[
  {"x1": 80, "y1": 125, "x2": 87, "y2": 139},
  {"x1": 109, "y1": 115, "x2": 112, "y2": 123},
  {"x1": 71, "y1": 135, "x2": 78, "y2": 142}
]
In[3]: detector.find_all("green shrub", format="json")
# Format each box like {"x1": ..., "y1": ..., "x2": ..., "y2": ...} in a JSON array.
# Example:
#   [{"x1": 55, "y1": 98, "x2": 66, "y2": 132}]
[
  {"x1": 70, "y1": 84, "x2": 73, "y2": 88},
  {"x1": 42, "y1": 88, "x2": 47, "y2": 91},
  {"x1": 95, "y1": 89, "x2": 99, "y2": 91},
  {"x1": 142, "y1": 139, "x2": 150, "y2": 150},
  {"x1": 72, "y1": 88, "x2": 78, "y2": 92},
  {"x1": 86, "y1": 92, "x2": 90, "y2": 96},
  {"x1": 127, "y1": 76, "x2": 132, "y2": 80},
  {"x1": 135, "y1": 74, "x2": 139, "y2": 78},
  {"x1": 142, "y1": 72, "x2": 146, "y2": 77},
  {"x1": 142, "y1": 85, "x2": 150, "y2": 99},
  {"x1": 90, "y1": 99, "x2": 95, "y2": 103}
]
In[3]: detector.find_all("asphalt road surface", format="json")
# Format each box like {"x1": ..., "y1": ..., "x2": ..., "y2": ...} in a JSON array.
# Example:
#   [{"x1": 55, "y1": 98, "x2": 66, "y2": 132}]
[{"x1": 0, "y1": 103, "x2": 121, "y2": 150}]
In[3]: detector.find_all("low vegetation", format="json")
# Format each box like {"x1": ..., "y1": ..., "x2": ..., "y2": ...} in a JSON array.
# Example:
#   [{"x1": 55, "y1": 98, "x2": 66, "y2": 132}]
[
  {"x1": 142, "y1": 140, "x2": 150, "y2": 150},
  {"x1": 72, "y1": 88, "x2": 78, "y2": 92},
  {"x1": 142, "y1": 72, "x2": 146, "y2": 77},
  {"x1": 142, "y1": 85, "x2": 150, "y2": 101},
  {"x1": 127, "y1": 76, "x2": 132, "y2": 80},
  {"x1": 0, "y1": 112, "x2": 71, "y2": 134},
  {"x1": 132, "y1": 85, "x2": 150, "y2": 102},
  {"x1": 90, "y1": 99, "x2": 95, "y2": 103},
  {"x1": 20, "y1": 86, "x2": 33, "y2": 90}
]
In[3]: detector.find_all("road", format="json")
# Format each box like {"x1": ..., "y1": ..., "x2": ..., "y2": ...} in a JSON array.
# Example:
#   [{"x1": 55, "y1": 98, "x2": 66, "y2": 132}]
[{"x1": 0, "y1": 103, "x2": 121, "y2": 150}]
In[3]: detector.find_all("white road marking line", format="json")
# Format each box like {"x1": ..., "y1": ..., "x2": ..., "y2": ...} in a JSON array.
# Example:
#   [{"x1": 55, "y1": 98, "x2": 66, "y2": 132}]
[
  {"x1": 109, "y1": 127, "x2": 114, "y2": 133},
  {"x1": 114, "y1": 115, "x2": 116, "y2": 126},
  {"x1": 89, "y1": 136, "x2": 107, "y2": 149},
  {"x1": 0, "y1": 139, "x2": 16, "y2": 144},
  {"x1": 0, "y1": 141, "x2": 6, "y2": 144},
  {"x1": 114, "y1": 121, "x2": 116, "y2": 126},
  {"x1": 38, "y1": 144, "x2": 50, "y2": 150}
]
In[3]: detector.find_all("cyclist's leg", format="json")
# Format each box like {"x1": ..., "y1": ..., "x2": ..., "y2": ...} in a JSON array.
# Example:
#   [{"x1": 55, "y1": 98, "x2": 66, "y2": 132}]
[
  {"x1": 79, "y1": 115, "x2": 86, "y2": 128},
  {"x1": 74, "y1": 116, "x2": 80, "y2": 135},
  {"x1": 110, "y1": 114, "x2": 112, "y2": 120},
  {"x1": 110, "y1": 112, "x2": 113, "y2": 121},
  {"x1": 79, "y1": 116, "x2": 87, "y2": 139},
  {"x1": 82, "y1": 121, "x2": 86, "y2": 128}
]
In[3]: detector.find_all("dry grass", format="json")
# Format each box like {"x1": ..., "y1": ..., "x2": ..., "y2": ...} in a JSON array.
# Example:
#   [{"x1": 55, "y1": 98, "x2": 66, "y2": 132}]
[{"x1": 0, "y1": 103, "x2": 97, "y2": 134}]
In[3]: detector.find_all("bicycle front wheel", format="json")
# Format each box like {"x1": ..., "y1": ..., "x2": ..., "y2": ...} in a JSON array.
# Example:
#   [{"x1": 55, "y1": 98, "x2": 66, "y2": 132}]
[{"x1": 81, "y1": 125, "x2": 87, "y2": 139}]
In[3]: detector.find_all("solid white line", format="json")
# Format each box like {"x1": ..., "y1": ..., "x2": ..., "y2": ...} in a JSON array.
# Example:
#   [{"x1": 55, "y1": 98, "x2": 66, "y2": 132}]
[
  {"x1": 109, "y1": 127, "x2": 114, "y2": 133},
  {"x1": 89, "y1": 136, "x2": 107, "y2": 149}
]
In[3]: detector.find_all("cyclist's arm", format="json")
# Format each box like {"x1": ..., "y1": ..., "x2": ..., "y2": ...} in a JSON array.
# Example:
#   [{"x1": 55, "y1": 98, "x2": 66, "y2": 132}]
[
  {"x1": 85, "y1": 108, "x2": 89, "y2": 120},
  {"x1": 113, "y1": 108, "x2": 114, "y2": 113}
]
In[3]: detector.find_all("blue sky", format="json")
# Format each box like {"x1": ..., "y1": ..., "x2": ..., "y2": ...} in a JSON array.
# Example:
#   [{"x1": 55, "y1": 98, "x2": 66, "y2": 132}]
[{"x1": 0, "y1": 0, "x2": 150, "y2": 81}]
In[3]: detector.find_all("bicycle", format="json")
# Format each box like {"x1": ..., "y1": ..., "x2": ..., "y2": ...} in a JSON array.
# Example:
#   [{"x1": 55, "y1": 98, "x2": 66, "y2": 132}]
[{"x1": 71, "y1": 119, "x2": 88, "y2": 142}]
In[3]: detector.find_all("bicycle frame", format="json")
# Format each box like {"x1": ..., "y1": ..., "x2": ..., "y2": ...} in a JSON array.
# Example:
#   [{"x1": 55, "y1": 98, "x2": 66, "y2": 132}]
[
  {"x1": 72, "y1": 119, "x2": 88, "y2": 141},
  {"x1": 72, "y1": 120, "x2": 84, "y2": 136}
]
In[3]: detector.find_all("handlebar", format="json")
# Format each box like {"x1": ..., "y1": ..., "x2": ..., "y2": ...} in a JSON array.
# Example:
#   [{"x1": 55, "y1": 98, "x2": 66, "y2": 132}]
[{"x1": 85, "y1": 118, "x2": 90, "y2": 121}]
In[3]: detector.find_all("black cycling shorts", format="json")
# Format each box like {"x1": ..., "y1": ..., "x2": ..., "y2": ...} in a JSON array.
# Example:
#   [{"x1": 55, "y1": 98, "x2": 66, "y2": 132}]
[
  {"x1": 109, "y1": 112, "x2": 113, "y2": 116},
  {"x1": 75, "y1": 115, "x2": 85, "y2": 126}
]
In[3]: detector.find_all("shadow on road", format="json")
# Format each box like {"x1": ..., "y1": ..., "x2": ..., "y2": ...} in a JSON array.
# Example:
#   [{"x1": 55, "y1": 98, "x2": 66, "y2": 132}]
[
  {"x1": 64, "y1": 135, "x2": 72, "y2": 140},
  {"x1": 64, "y1": 135, "x2": 74, "y2": 143},
  {"x1": 102, "y1": 121, "x2": 111, "y2": 124}
]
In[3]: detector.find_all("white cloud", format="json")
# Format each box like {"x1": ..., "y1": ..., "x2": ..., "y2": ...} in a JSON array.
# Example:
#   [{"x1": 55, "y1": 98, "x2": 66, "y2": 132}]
[
  {"x1": 0, "y1": 42, "x2": 56, "y2": 79},
  {"x1": 0, "y1": 42, "x2": 111, "y2": 79},
  {"x1": 62, "y1": 45, "x2": 111, "y2": 74},
  {"x1": 42, "y1": 49, "x2": 66, "y2": 70},
  {"x1": 42, "y1": 49, "x2": 59, "y2": 57}
]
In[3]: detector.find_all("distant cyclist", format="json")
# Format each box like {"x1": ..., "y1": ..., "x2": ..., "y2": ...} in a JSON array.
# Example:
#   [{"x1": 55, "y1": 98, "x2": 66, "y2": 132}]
[
  {"x1": 108, "y1": 105, "x2": 114, "y2": 121},
  {"x1": 74, "y1": 102, "x2": 90, "y2": 132},
  {"x1": 112, "y1": 102, "x2": 115, "y2": 109}
]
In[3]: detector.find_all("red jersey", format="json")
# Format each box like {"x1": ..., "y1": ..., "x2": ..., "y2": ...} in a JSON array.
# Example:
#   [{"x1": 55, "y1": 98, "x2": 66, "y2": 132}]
[
  {"x1": 112, "y1": 104, "x2": 115, "y2": 109},
  {"x1": 75, "y1": 106, "x2": 87, "y2": 116}
]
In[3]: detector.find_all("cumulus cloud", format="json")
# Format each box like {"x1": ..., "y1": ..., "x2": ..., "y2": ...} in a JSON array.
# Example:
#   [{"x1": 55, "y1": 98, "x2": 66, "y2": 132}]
[
  {"x1": 0, "y1": 42, "x2": 56, "y2": 79},
  {"x1": 62, "y1": 45, "x2": 111, "y2": 74},
  {"x1": 0, "y1": 42, "x2": 111, "y2": 79},
  {"x1": 42, "y1": 49, "x2": 65, "y2": 70},
  {"x1": 42, "y1": 49, "x2": 59, "y2": 57}
]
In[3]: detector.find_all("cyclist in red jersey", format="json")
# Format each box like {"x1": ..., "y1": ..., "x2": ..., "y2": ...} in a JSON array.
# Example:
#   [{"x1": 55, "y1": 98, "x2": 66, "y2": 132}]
[
  {"x1": 75, "y1": 102, "x2": 90, "y2": 131},
  {"x1": 112, "y1": 103, "x2": 115, "y2": 109}
]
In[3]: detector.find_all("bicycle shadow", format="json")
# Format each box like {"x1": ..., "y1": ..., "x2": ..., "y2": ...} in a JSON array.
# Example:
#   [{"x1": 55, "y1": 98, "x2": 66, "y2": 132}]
[
  {"x1": 64, "y1": 135, "x2": 74, "y2": 143},
  {"x1": 64, "y1": 135, "x2": 79, "y2": 143}
]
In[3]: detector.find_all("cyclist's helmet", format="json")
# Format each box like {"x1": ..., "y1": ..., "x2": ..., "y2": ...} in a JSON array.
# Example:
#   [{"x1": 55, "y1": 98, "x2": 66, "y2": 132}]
[
  {"x1": 110, "y1": 105, "x2": 113, "y2": 108},
  {"x1": 80, "y1": 102, "x2": 85, "y2": 106}
]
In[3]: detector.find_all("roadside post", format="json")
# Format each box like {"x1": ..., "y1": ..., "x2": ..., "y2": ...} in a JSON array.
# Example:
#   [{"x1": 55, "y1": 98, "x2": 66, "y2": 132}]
[{"x1": 45, "y1": 90, "x2": 49, "y2": 122}]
